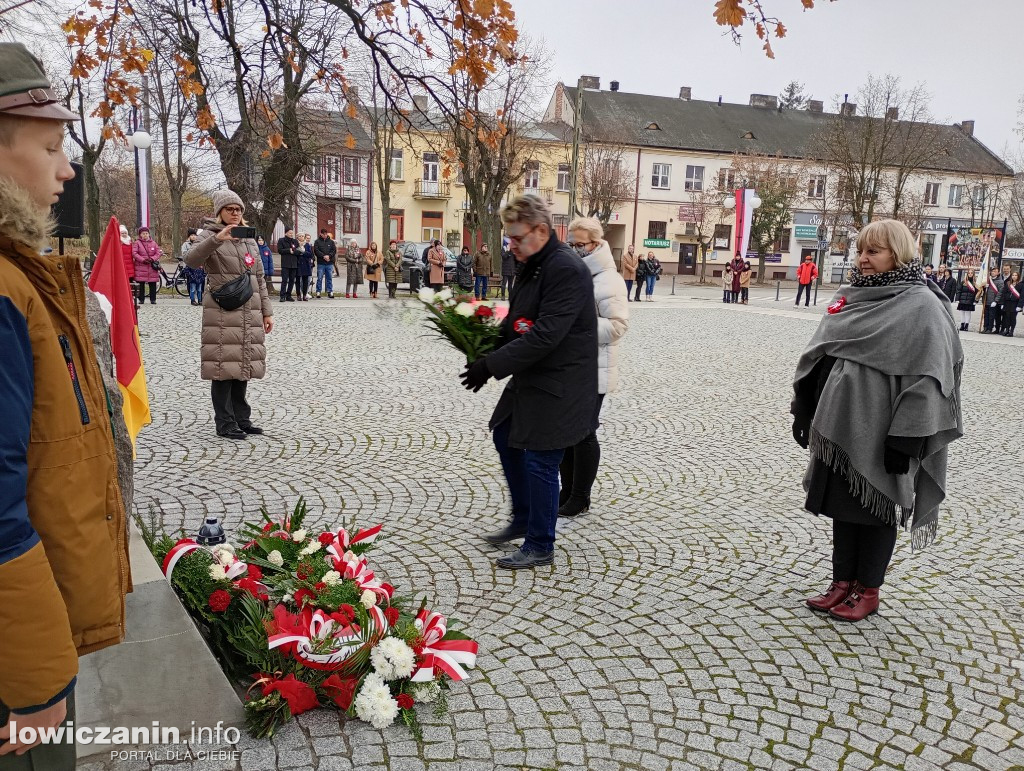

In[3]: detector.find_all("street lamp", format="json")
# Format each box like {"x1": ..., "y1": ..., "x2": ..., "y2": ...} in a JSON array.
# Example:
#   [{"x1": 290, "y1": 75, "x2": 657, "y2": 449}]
[
  {"x1": 723, "y1": 188, "x2": 761, "y2": 269},
  {"x1": 127, "y1": 111, "x2": 152, "y2": 231},
  {"x1": 722, "y1": 193, "x2": 761, "y2": 210}
]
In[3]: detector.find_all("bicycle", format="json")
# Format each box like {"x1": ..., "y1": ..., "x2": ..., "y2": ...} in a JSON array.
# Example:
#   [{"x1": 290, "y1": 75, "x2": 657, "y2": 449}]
[
  {"x1": 82, "y1": 251, "x2": 97, "y2": 284},
  {"x1": 157, "y1": 257, "x2": 188, "y2": 297}
]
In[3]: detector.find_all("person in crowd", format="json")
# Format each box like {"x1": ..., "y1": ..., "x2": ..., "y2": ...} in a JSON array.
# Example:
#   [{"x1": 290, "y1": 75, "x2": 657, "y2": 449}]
[
  {"x1": 383, "y1": 239, "x2": 402, "y2": 299},
  {"x1": 345, "y1": 238, "x2": 365, "y2": 298},
  {"x1": 558, "y1": 217, "x2": 629, "y2": 518},
  {"x1": 456, "y1": 245, "x2": 474, "y2": 293},
  {"x1": 256, "y1": 234, "x2": 275, "y2": 294},
  {"x1": 634, "y1": 253, "x2": 647, "y2": 302},
  {"x1": 184, "y1": 190, "x2": 273, "y2": 440},
  {"x1": 334, "y1": 236, "x2": 343, "y2": 278},
  {"x1": 460, "y1": 194, "x2": 597, "y2": 569},
  {"x1": 364, "y1": 241, "x2": 382, "y2": 299},
  {"x1": 722, "y1": 263, "x2": 732, "y2": 303},
  {"x1": 795, "y1": 253, "x2": 818, "y2": 307},
  {"x1": 276, "y1": 227, "x2": 301, "y2": 302},
  {"x1": 644, "y1": 251, "x2": 662, "y2": 302},
  {"x1": 474, "y1": 243, "x2": 491, "y2": 299},
  {"x1": 297, "y1": 233, "x2": 314, "y2": 301},
  {"x1": 923, "y1": 263, "x2": 935, "y2": 282},
  {"x1": 621, "y1": 244, "x2": 638, "y2": 301},
  {"x1": 936, "y1": 266, "x2": 957, "y2": 302},
  {"x1": 183, "y1": 256, "x2": 206, "y2": 306},
  {"x1": 313, "y1": 228, "x2": 335, "y2": 298},
  {"x1": 427, "y1": 239, "x2": 446, "y2": 291},
  {"x1": 998, "y1": 270, "x2": 1022, "y2": 337},
  {"x1": 729, "y1": 253, "x2": 744, "y2": 303},
  {"x1": 792, "y1": 219, "x2": 962, "y2": 623},
  {"x1": 500, "y1": 242, "x2": 516, "y2": 299},
  {"x1": 740, "y1": 260, "x2": 752, "y2": 304},
  {"x1": 132, "y1": 225, "x2": 162, "y2": 306},
  {"x1": 954, "y1": 269, "x2": 978, "y2": 332},
  {"x1": 0, "y1": 43, "x2": 129, "y2": 769},
  {"x1": 981, "y1": 265, "x2": 1004, "y2": 334},
  {"x1": 119, "y1": 223, "x2": 136, "y2": 306}
]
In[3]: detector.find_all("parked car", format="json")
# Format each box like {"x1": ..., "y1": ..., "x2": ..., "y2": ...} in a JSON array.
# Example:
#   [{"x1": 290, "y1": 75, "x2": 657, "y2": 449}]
[{"x1": 399, "y1": 241, "x2": 456, "y2": 284}]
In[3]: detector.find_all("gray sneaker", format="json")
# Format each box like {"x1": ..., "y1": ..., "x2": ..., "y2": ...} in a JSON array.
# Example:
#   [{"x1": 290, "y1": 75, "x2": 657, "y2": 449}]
[{"x1": 496, "y1": 548, "x2": 554, "y2": 569}]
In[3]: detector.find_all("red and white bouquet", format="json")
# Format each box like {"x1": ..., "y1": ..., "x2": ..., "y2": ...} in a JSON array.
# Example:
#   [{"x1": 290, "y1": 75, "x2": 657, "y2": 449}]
[
  {"x1": 145, "y1": 500, "x2": 477, "y2": 738},
  {"x1": 414, "y1": 286, "x2": 507, "y2": 363}
]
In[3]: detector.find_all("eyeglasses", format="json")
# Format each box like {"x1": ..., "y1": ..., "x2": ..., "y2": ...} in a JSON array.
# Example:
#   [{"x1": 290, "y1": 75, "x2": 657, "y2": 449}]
[{"x1": 222, "y1": 206, "x2": 243, "y2": 214}]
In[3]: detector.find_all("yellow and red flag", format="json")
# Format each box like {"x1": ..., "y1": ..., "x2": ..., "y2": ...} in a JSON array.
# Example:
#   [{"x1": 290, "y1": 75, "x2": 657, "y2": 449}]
[{"x1": 88, "y1": 216, "x2": 151, "y2": 448}]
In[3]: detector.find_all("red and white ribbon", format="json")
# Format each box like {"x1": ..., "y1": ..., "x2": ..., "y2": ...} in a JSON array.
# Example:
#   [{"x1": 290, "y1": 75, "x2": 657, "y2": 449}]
[
  {"x1": 410, "y1": 608, "x2": 478, "y2": 683},
  {"x1": 325, "y1": 524, "x2": 382, "y2": 553},
  {"x1": 326, "y1": 542, "x2": 394, "y2": 601},
  {"x1": 268, "y1": 609, "x2": 362, "y2": 671},
  {"x1": 161, "y1": 539, "x2": 248, "y2": 582}
]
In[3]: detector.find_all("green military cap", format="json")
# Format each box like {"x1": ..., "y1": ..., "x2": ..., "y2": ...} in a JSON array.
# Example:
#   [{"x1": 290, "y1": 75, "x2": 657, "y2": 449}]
[{"x1": 0, "y1": 42, "x2": 77, "y2": 121}]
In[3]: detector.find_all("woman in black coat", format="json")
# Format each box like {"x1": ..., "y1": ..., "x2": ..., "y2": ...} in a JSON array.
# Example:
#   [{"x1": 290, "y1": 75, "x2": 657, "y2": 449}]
[
  {"x1": 936, "y1": 267, "x2": 957, "y2": 302},
  {"x1": 633, "y1": 256, "x2": 648, "y2": 303},
  {"x1": 998, "y1": 271, "x2": 1022, "y2": 337},
  {"x1": 954, "y1": 269, "x2": 978, "y2": 332}
]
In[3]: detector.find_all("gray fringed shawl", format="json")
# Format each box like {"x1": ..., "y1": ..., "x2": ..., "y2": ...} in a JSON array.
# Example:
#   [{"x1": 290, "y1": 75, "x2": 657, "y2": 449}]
[{"x1": 792, "y1": 281, "x2": 964, "y2": 549}]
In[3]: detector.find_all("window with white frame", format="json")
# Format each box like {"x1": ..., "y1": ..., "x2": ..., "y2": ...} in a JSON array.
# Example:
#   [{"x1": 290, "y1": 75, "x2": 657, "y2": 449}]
[
  {"x1": 651, "y1": 163, "x2": 671, "y2": 189},
  {"x1": 524, "y1": 160, "x2": 540, "y2": 189},
  {"x1": 325, "y1": 156, "x2": 341, "y2": 183},
  {"x1": 948, "y1": 184, "x2": 965, "y2": 207},
  {"x1": 924, "y1": 182, "x2": 940, "y2": 206},
  {"x1": 557, "y1": 163, "x2": 570, "y2": 192},
  {"x1": 684, "y1": 165, "x2": 704, "y2": 191},
  {"x1": 718, "y1": 168, "x2": 735, "y2": 191},
  {"x1": 342, "y1": 157, "x2": 359, "y2": 185},
  {"x1": 342, "y1": 205, "x2": 361, "y2": 233},
  {"x1": 971, "y1": 185, "x2": 987, "y2": 208},
  {"x1": 807, "y1": 174, "x2": 826, "y2": 199},
  {"x1": 389, "y1": 149, "x2": 403, "y2": 181},
  {"x1": 455, "y1": 164, "x2": 464, "y2": 185},
  {"x1": 421, "y1": 211, "x2": 442, "y2": 242},
  {"x1": 647, "y1": 221, "x2": 667, "y2": 240}
]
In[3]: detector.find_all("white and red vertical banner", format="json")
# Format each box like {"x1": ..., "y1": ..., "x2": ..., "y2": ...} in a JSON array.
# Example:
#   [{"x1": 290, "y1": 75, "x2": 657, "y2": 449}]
[
  {"x1": 734, "y1": 188, "x2": 756, "y2": 258},
  {"x1": 137, "y1": 149, "x2": 150, "y2": 228}
]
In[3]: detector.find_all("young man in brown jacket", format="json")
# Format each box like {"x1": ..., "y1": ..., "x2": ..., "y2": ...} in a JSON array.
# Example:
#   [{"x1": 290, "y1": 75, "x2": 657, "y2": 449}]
[
  {"x1": 0, "y1": 44, "x2": 129, "y2": 770},
  {"x1": 473, "y1": 243, "x2": 491, "y2": 300}
]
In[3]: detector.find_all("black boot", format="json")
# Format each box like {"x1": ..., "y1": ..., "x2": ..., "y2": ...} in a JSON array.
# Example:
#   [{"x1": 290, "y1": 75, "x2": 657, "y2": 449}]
[
  {"x1": 557, "y1": 496, "x2": 590, "y2": 518},
  {"x1": 558, "y1": 433, "x2": 600, "y2": 518}
]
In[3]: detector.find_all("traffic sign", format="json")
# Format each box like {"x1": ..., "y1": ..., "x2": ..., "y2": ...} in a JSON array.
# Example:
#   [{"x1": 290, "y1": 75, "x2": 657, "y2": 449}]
[{"x1": 818, "y1": 240, "x2": 829, "y2": 250}]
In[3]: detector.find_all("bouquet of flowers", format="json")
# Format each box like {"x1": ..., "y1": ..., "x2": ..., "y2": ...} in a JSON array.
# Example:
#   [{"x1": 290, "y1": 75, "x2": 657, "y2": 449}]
[
  {"x1": 143, "y1": 500, "x2": 477, "y2": 739},
  {"x1": 415, "y1": 286, "x2": 506, "y2": 363}
]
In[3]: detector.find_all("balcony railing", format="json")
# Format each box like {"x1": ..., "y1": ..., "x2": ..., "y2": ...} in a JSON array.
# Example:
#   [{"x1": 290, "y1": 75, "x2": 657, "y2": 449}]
[
  {"x1": 413, "y1": 179, "x2": 451, "y2": 199},
  {"x1": 517, "y1": 185, "x2": 554, "y2": 202}
]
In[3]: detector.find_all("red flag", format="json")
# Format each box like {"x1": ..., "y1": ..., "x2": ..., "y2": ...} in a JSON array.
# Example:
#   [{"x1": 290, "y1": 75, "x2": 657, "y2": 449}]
[{"x1": 88, "y1": 216, "x2": 151, "y2": 447}]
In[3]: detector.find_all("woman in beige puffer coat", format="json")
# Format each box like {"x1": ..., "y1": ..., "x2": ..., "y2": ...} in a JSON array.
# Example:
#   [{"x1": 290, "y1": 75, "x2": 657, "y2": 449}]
[{"x1": 185, "y1": 190, "x2": 274, "y2": 440}]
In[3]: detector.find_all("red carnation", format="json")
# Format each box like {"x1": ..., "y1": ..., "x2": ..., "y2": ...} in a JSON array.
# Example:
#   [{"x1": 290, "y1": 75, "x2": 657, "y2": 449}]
[
  {"x1": 384, "y1": 606, "x2": 400, "y2": 626},
  {"x1": 318, "y1": 532, "x2": 334, "y2": 546},
  {"x1": 246, "y1": 564, "x2": 263, "y2": 581},
  {"x1": 297, "y1": 567, "x2": 309, "y2": 581},
  {"x1": 208, "y1": 589, "x2": 231, "y2": 613},
  {"x1": 293, "y1": 588, "x2": 316, "y2": 607},
  {"x1": 258, "y1": 673, "x2": 319, "y2": 716},
  {"x1": 339, "y1": 603, "x2": 356, "y2": 619},
  {"x1": 475, "y1": 304, "x2": 493, "y2": 318},
  {"x1": 235, "y1": 578, "x2": 269, "y2": 602},
  {"x1": 262, "y1": 522, "x2": 274, "y2": 533},
  {"x1": 322, "y1": 674, "x2": 359, "y2": 710},
  {"x1": 396, "y1": 693, "x2": 414, "y2": 710},
  {"x1": 315, "y1": 582, "x2": 327, "y2": 592}
]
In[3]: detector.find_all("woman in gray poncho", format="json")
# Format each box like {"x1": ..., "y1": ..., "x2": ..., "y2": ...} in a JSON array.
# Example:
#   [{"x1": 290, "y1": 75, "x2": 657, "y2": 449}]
[{"x1": 791, "y1": 219, "x2": 963, "y2": 623}]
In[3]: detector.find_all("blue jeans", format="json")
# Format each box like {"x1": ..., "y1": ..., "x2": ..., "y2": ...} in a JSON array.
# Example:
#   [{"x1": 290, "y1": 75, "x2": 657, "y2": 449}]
[
  {"x1": 625, "y1": 279, "x2": 633, "y2": 297},
  {"x1": 188, "y1": 278, "x2": 204, "y2": 303},
  {"x1": 645, "y1": 274, "x2": 656, "y2": 295},
  {"x1": 474, "y1": 274, "x2": 489, "y2": 299},
  {"x1": 492, "y1": 419, "x2": 564, "y2": 553},
  {"x1": 316, "y1": 264, "x2": 334, "y2": 294}
]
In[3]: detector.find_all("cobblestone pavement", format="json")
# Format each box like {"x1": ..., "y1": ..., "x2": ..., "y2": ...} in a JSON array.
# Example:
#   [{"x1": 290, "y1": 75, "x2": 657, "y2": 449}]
[{"x1": 84, "y1": 292, "x2": 1024, "y2": 771}]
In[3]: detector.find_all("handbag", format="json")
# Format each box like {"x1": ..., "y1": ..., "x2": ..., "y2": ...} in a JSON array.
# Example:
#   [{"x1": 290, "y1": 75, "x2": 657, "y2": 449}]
[
  {"x1": 367, "y1": 262, "x2": 378, "y2": 274},
  {"x1": 211, "y1": 270, "x2": 254, "y2": 311}
]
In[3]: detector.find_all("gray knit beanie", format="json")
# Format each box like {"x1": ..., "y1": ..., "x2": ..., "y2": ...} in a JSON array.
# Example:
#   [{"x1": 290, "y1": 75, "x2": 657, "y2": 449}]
[{"x1": 211, "y1": 189, "x2": 244, "y2": 217}]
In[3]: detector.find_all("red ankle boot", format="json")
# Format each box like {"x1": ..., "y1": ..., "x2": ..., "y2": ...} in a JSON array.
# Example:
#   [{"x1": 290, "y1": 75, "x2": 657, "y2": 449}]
[
  {"x1": 829, "y1": 581, "x2": 879, "y2": 622},
  {"x1": 805, "y1": 580, "x2": 851, "y2": 612}
]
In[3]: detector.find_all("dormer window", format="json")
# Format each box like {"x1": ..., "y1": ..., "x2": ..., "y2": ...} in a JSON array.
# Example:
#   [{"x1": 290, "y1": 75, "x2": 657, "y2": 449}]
[
  {"x1": 646, "y1": 122, "x2": 661, "y2": 131},
  {"x1": 741, "y1": 131, "x2": 756, "y2": 140}
]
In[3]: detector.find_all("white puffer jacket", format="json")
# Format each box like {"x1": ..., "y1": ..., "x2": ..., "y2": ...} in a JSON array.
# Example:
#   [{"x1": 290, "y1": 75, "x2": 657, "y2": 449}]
[{"x1": 582, "y1": 241, "x2": 629, "y2": 393}]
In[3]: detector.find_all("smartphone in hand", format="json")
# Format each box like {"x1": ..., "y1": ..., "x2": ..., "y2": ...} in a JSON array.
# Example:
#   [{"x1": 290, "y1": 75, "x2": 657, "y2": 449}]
[{"x1": 231, "y1": 226, "x2": 257, "y2": 240}]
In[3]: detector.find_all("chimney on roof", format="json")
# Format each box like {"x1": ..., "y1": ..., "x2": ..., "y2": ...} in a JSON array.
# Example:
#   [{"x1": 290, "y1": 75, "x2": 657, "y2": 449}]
[
  {"x1": 578, "y1": 75, "x2": 600, "y2": 90},
  {"x1": 750, "y1": 94, "x2": 778, "y2": 109},
  {"x1": 840, "y1": 102, "x2": 857, "y2": 117},
  {"x1": 717, "y1": 95, "x2": 722, "y2": 106},
  {"x1": 347, "y1": 85, "x2": 359, "y2": 101},
  {"x1": 412, "y1": 94, "x2": 428, "y2": 113},
  {"x1": 679, "y1": 87, "x2": 691, "y2": 101},
  {"x1": 959, "y1": 120, "x2": 975, "y2": 137},
  {"x1": 886, "y1": 107, "x2": 899, "y2": 120},
  {"x1": 808, "y1": 99, "x2": 823, "y2": 113},
  {"x1": 610, "y1": 80, "x2": 619, "y2": 92}
]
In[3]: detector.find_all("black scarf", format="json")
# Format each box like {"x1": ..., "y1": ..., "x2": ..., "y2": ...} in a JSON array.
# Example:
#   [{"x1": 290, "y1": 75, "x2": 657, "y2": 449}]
[{"x1": 850, "y1": 259, "x2": 924, "y2": 288}]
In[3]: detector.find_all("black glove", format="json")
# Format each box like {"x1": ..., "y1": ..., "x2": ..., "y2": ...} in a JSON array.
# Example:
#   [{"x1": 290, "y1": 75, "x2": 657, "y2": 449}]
[
  {"x1": 460, "y1": 358, "x2": 492, "y2": 392},
  {"x1": 792, "y1": 419, "x2": 809, "y2": 449},
  {"x1": 883, "y1": 445, "x2": 911, "y2": 475}
]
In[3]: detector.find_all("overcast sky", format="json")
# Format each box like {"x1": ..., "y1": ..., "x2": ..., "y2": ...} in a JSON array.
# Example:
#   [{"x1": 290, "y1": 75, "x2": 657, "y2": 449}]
[{"x1": 511, "y1": 0, "x2": 1020, "y2": 162}]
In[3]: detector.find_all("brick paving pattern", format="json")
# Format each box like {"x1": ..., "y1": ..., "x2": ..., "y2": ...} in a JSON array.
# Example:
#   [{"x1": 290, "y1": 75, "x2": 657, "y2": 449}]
[{"x1": 82, "y1": 292, "x2": 1024, "y2": 770}]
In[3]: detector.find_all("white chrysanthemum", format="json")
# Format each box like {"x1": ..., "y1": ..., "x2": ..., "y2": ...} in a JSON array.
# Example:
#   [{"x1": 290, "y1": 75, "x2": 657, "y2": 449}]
[
  {"x1": 322, "y1": 570, "x2": 342, "y2": 586},
  {"x1": 411, "y1": 681, "x2": 441, "y2": 704},
  {"x1": 291, "y1": 529, "x2": 307, "y2": 542},
  {"x1": 418, "y1": 286, "x2": 436, "y2": 303},
  {"x1": 370, "y1": 637, "x2": 417, "y2": 680},
  {"x1": 436, "y1": 287, "x2": 453, "y2": 302},
  {"x1": 208, "y1": 564, "x2": 227, "y2": 581},
  {"x1": 267, "y1": 550, "x2": 284, "y2": 566},
  {"x1": 299, "y1": 541, "x2": 322, "y2": 556},
  {"x1": 454, "y1": 302, "x2": 475, "y2": 317},
  {"x1": 360, "y1": 589, "x2": 377, "y2": 609},
  {"x1": 354, "y1": 673, "x2": 398, "y2": 729},
  {"x1": 213, "y1": 547, "x2": 234, "y2": 566},
  {"x1": 283, "y1": 593, "x2": 293, "y2": 603}
]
